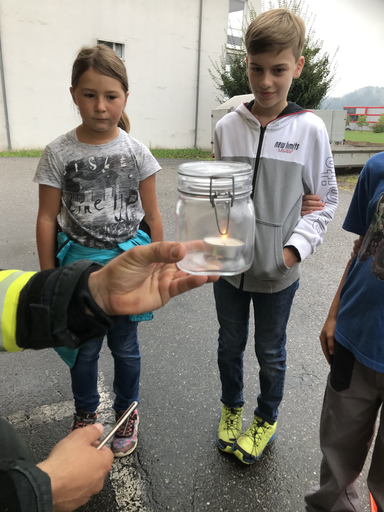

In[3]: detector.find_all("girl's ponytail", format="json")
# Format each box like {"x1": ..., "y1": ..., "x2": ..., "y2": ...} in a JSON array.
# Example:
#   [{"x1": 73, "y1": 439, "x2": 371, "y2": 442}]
[{"x1": 119, "y1": 110, "x2": 131, "y2": 133}]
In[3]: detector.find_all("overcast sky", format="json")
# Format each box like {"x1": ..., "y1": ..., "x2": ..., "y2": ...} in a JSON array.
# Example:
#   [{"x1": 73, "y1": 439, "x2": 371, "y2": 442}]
[
  {"x1": 230, "y1": 0, "x2": 384, "y2": 98},
  {"x1": 299, "y1": 0, "x2": 384, "y2": 97}
]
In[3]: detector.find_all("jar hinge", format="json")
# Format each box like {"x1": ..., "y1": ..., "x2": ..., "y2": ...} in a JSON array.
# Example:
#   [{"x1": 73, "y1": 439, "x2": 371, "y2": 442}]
[{"x1": 209, "y1": 176, "x2": 234, "y2": 235}]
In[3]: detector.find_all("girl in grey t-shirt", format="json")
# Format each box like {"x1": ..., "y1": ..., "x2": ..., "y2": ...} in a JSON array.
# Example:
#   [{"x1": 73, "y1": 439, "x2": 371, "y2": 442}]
[{"x1": 34, "y1": 44, "x2": 163, "y2": 457}]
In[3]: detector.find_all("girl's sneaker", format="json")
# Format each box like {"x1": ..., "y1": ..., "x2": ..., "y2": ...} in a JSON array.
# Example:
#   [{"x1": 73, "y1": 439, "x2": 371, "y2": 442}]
[
  {"x1": 70, "y1": 410, "x2": 97, "y2": 431},
  {"x1": 111, "y1": 408, "x2": 139, "y2": 457}
]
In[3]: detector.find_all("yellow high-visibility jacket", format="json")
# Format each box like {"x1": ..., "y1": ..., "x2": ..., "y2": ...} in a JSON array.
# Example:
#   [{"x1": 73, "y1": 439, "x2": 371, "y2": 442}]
[
  {"x1": 0, "y1": 270, "x2": 36, "y2": 352},
  {"x1": 0, "y1": 261, "x2": 114, "y2": 354},
  {"x1": 0, "y1": 262, "x2": 117, "y2": 512}
]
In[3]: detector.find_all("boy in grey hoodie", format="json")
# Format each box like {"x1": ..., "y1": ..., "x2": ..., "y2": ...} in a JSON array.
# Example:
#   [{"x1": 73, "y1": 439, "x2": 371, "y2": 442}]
[{"x1": 214, "y1": 8, "x2": 338, "y2": 464}]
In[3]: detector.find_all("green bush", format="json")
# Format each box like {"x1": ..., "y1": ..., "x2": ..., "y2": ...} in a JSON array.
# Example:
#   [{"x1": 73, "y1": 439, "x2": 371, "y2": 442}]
[
  {"x1": 372, "y1": 113, "x2": 384, "y2": 133},
  {"x1": 372, "y1": 124, "x2": 384, "y2": 133}
]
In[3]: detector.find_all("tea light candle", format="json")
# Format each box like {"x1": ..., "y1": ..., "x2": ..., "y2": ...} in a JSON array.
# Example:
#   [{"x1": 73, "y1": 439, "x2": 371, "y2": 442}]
[{"x1": 203, "y1": 236, "x2": 245, "y2": 259}]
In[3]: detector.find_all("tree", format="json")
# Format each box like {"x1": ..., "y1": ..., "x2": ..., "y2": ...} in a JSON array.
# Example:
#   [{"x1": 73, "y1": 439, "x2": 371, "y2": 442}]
[
  {"x1": 346, "y1": 115, "x2": 352, "y2": 127},
  {"x1": 372, "y1": 113, "x2": 384, "y2": 133},
  {"x1": 209, "y1": 0, "x2": 338, "y2": 108},
  {"x1": 356, "y1": 115, "x2": 370, "y2": 132},
  {"x1": 208, "y1": 5, "x2": 257, "y2": 101},
  {"x1": 209, "y1": 49, "x2": 251, "y2": 101}
]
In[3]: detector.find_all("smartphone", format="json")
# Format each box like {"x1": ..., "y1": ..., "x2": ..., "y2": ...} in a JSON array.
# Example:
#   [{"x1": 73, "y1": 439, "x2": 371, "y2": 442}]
[{"x1": 97, "y1": 401, "x2": 138, "y2": 450}]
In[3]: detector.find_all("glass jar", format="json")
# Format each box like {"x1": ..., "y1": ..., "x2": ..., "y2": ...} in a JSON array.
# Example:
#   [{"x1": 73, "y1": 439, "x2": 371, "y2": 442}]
[{"x1": 175, "y1": 161, "x2": 255, "y2": 275}]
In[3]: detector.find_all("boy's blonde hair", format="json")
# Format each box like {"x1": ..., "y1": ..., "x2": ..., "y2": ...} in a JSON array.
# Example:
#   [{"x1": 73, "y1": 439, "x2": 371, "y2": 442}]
[
  {"x1": 245, "y1": 8, "x2": 305, "y2": 62},
  {"x1": 71, "y1": 44, "x2": 130, "y2": 133}
]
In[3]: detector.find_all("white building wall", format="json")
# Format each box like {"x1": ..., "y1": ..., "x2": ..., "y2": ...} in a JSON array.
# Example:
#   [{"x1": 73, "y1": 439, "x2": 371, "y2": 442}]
[
  {"x1": 367, "y1": 108, "x2": 384, "y2": 115},
  {"x1": 0, "y1": 0, "x2": 230, "y2": 150}
]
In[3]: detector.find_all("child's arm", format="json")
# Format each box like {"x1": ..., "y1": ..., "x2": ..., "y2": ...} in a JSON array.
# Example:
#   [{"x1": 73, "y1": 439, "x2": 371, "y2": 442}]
[
  {"x1": 36, "y1": 185, "x2": 62, "y2": 270},
  {"x1": 285, "y1": 125, "x2": 338, "y2": 262},
  {"x1": 285, "y1": 192, "x2": 325, "y2": 265},
  {"x1": 320, "y1": 236, "x2": 363, "y2": 363},
  {"x1": 139, "y1": 174, "x2": 163, "y2": 242}
]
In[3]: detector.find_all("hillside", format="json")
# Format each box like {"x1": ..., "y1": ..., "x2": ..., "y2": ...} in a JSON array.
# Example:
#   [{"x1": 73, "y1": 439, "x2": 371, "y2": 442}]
[{"x1": 321, "y1": 86, "x2": 384, "y2": 110}]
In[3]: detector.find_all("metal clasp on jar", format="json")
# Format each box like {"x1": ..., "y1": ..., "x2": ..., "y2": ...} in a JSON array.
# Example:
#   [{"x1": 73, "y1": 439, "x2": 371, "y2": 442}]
[{"x1": 209, "y1": 176, "x2": 235, "y2": 235}]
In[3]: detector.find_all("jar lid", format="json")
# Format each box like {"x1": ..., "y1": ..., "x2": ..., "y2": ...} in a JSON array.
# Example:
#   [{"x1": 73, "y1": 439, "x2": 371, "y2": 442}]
[
  {"x1": 178, "y1": 161, "x2": 251, "y2": 178},
  {"x1": 178, "y1": 161, "x2": 253, "y2": 197}
]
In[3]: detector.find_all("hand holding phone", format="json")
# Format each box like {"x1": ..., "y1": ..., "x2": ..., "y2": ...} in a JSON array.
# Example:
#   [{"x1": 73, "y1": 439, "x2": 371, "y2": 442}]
[{"x1": 97, "y1": 401, "x2": 138, "y2": 450}]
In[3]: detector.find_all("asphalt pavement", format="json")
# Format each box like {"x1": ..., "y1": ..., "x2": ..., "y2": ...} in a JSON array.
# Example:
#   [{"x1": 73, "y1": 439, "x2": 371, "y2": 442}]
[{"x1": 0, "y1": 158, "x2": 373, "y2": 512}]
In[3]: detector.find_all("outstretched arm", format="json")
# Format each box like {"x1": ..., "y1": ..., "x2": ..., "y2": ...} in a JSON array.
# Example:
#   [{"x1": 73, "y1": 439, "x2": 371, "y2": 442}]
[
  {"x1": 2, "y1": 242, "x2": 218, "y2": 353},
  {"x1": 88, "y1": 241, "x2": 218, "y2": 316},
  {"x1": 0, "y1": 242, "x2": 218, "y2": 512}
]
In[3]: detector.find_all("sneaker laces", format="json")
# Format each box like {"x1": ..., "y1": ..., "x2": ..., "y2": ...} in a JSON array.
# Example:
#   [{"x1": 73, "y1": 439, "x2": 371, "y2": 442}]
[
  {"x1": 246, "y1": 417, "x2": 270, "y2": 443},
  {"x1": 224, "y1": 408, "x2": 241, "y2": 433},
  {"x1": 72, "y1": 411, "x2": 97, "y2": 430},
  {"x1": 115, "y1": 410, "x2": 137, "y2": 438}
]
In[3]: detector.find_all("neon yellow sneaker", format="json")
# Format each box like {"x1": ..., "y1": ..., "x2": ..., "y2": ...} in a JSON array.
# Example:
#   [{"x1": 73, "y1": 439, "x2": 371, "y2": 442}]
[
  {"x1": 217, "y1": 405, "x2": 243, "y2": 453},
  {"x1": 232, "y1": 415, "x2": 276, "y2": 464}
]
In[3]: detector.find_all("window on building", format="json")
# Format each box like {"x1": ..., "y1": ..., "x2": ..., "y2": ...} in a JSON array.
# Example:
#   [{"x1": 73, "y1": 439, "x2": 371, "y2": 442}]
[
  {"x1": 98, "y1": 40, "x2": 124, "y2": 59},
  {"x1": 226, "y1": 1, "x2": 246, "y2": 67},
  {"x1": 227, "y1": 0, "x2": 246, "y2": 49},
  {"x1": 344, "y1": 107, "x2": 359, "y2": 122}
]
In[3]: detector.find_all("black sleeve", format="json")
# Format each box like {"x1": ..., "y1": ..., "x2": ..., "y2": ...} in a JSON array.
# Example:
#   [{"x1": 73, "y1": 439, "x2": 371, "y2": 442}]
[
  {"x1": 16, "y1": 260, "x2": 118, "y2": 351},
  {"x1": 0, "y1": 460, "x2": 52, "y2": 512}
]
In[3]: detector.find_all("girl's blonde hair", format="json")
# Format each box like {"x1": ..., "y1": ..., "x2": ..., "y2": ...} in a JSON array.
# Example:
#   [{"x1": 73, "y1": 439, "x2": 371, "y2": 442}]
[
  {"x1": 71, "y1": 44, "x2": 130, "y2": 133},
  {"x1": 245, "y1": 8, "x2": 305, "y2": 62}
]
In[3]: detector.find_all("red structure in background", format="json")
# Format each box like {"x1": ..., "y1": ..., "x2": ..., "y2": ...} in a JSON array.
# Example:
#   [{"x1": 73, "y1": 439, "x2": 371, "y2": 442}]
[{"x1": 344, "y1": 106, "x2": 384, "y2": 125}]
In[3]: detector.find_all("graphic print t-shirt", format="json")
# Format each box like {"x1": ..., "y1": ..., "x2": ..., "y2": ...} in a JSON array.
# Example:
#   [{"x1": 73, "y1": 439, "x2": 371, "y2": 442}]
[
  {"x1": 34, "y1": 129, "x2": 160, "y2": 249},
  {"x1": 335, "y1": 152, "x2": 384, "y2": 373}
]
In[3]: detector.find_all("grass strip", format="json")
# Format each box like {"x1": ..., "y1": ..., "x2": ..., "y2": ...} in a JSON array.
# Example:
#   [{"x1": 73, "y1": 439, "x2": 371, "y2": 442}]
[
  {"x1": 345, "y1": 131, "x2": 384, "y2": 143},
  {"x1": 150, "y1": 148, "x2": 213, "y2": 159},
  {"x1": 0, "y1": 148, "x2": 214, "y2": 160},
  {"x1": 0, "y1": 149, "x2": 43, "y2": 157}
]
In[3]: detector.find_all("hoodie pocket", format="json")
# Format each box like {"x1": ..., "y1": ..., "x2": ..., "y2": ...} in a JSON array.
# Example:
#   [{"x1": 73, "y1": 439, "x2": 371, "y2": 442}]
[{"x1": 249, "y1": 219, "x2": 290, "y2": 281}]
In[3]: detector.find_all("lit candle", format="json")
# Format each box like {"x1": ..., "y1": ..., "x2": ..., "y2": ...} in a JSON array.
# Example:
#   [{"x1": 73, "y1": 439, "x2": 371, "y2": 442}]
[{"x1": 203, "y1": 236, "x2": 245, "y2": 259}]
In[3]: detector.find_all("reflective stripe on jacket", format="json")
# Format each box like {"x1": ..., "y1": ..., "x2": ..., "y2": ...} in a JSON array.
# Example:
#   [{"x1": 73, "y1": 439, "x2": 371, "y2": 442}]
[{"x1": 0, "y1": 270, "x2": 36, "y2": 352}]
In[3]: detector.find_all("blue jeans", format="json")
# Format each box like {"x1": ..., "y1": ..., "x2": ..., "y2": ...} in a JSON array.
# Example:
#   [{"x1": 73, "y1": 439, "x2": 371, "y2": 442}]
[
  {"x1": 70, "y1": 316, "x2": 140, "y2": 413},
  {"x1": 214, "y1": 278, "x2": 299, "y2": 425}
]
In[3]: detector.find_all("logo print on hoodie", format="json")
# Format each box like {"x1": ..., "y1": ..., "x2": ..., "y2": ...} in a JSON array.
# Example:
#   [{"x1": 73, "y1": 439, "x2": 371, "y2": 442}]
[{"x1": 274, "y1": 141, "x2": 300, "y2": 153}]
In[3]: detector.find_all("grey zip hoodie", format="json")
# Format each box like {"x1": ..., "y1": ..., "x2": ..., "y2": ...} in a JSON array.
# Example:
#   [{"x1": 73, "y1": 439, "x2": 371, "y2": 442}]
[{"x1": 214, "y1": 101, "x2": 338, "y2": 293}]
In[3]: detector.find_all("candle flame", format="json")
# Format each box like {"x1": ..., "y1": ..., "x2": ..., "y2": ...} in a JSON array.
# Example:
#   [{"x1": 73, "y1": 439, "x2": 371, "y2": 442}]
[{"x1": 221, "y1": 234, "x2": 228, "y2": 240}]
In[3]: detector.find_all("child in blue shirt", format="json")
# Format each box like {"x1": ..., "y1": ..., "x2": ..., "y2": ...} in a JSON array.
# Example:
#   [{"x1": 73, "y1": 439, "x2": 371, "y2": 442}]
[{"x1": 305, "y1": 152, "x2": 384, "y2": 511}]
